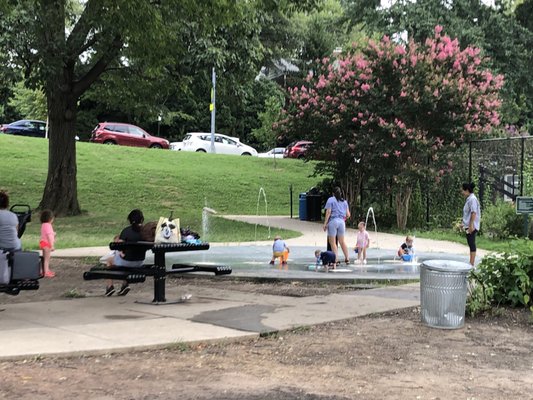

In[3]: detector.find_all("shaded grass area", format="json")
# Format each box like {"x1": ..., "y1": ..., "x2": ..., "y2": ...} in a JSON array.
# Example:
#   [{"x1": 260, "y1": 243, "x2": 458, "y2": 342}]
[{"x1": 0, "y1": 135, "x2": 321, "y2": 248}]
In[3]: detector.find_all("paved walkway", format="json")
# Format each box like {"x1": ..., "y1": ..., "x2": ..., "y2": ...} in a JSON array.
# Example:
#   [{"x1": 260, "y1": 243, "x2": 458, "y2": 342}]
[
  {"x1": 53, "y1": 215, "x2": 486, "y2": 258},
  {"x1": 0, "y1": 216, "x2": 481, "y2": 360}
]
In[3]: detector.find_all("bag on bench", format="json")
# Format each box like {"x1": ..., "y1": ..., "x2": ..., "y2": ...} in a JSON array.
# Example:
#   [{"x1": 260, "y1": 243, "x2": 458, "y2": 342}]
[
  {"x1": 0, "y1": 251, "x2": 10, "y2": 284},
  {"x1": 10, "y1": 251, "x2": 42, "y2": 280}
]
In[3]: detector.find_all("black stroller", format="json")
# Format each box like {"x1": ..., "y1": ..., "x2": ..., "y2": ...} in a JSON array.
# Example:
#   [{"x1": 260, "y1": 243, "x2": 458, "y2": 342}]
[
  {"x1": 0, "y1": 204, "x2": 42, "y2": 295},
  {"x1": 10, "y1": 204, "x2": 32, "y2": 238}
]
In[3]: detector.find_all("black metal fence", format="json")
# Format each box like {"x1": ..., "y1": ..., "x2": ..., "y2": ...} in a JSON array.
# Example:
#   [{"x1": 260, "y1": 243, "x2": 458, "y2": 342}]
[
  {"x1": 356, "y1": 136, "x2": 533, "y2": 229},
  {"x1": 468, "y1": 136, "x2": 533, "y2": 209}
]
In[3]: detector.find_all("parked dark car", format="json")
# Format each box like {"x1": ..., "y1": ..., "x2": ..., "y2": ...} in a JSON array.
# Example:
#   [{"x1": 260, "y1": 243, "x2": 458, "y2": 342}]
[
  {"x1": 284, "y1": 140, "x2": 313, "y2": 159},
  {"x1": 0, "y1": 120, "x2": 47, "y2": 137},
  {"x1": 90, "y1": 122, "x2": 169, "y2": 149}
]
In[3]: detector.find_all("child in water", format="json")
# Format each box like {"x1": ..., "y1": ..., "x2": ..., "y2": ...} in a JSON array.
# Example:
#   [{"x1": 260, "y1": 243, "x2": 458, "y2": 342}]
[
  {"x1": 270, "y1": 235, "x2": 289, "y2": 266},
  {"x1": 397, "y1": 235, "x2": 415, "y2": 261}
]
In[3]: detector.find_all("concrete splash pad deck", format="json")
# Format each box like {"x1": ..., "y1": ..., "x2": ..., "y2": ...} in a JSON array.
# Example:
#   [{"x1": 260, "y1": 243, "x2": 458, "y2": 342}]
[{"x1": 158, "y1": 245, "x2": 470, "y2": 281}]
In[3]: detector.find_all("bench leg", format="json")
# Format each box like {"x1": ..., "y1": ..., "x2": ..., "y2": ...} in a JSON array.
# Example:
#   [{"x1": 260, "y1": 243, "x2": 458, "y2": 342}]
[
  {"x1": 153, "y1": 252, "x2": 166, "y2": 303},
  {"x1": 153, "y1": 274, "x2": 166, "y2": 303}
]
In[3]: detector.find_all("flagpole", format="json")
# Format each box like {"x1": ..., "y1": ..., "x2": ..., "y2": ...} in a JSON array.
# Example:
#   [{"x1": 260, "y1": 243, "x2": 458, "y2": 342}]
[{"x1": 210, "y1": 67, "x2": 216, "y2": 153}]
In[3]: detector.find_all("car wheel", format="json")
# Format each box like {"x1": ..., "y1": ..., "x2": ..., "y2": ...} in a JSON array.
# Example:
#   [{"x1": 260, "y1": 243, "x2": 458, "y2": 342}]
[
  {"x1": 150, "y1": 144, "x2": 162, "y2": 149},
  {"x1": 196, "y1": 149, "x2": 206, "y2": 152},
  {"x1": 241, "y1": 152, "x2": 251, "y2": 156},
  {"x1": 297, "y1": 154, "x2": 305, "y2": 159},
  {"x1": 103, "y1": 140, "x2": 117, "y2": 145}
]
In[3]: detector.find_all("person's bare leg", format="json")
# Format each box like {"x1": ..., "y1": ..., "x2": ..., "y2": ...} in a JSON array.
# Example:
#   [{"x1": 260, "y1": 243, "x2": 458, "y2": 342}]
[
  {"x1": 328, "y1": 236, "x2": 338, "y2": 268},
  {"x1": 470, "y1": 252, "x2": 476, "y2": 266},
  {"x1": 338, "y1": 236, "x2": 349, "y2": 263},
  {"x1": 42, "y1": 248, "x2": 50, "y2": 274}
]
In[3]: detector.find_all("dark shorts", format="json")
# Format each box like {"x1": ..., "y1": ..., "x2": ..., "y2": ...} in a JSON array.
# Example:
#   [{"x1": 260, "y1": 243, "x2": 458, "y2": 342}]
[{"x1": 466, "y1": 230, "x2": 477, "y2": 252}]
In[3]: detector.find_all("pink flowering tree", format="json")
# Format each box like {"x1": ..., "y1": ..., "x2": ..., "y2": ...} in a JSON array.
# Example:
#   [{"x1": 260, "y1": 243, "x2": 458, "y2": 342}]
[{"x1": 278, "y1": 26, "x2": 504, "y2": 229}]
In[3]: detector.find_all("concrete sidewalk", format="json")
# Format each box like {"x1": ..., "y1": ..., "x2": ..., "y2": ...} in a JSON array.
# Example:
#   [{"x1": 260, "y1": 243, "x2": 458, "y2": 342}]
[
  {"x1": 1, "y1": 216, "x2": 475, "y2": 360},
  {"x1": 0, "y1": 283, "x2": 420, "y2": 360}
]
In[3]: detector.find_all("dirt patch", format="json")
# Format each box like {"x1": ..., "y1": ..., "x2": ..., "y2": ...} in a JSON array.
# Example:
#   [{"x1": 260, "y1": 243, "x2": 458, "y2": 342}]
[{"x1": 1, "y1": 257, "x2": 532, "y2": 400}]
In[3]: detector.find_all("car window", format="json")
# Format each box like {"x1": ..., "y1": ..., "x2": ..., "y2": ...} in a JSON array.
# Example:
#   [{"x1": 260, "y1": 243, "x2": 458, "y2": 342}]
[
  {"x1": 37, "y1": 123, "x2": 46, "y2": 131},
  {"x1": 128, "y1": 126, "x2": 145, "y2": 137},
  {"x1": 106, "y1": 124, "x2": 126, "y2": 133},
  {"x1": 200, "y1": 135, "x2": 210, "y2": 141},
  {"x1": 114, "y1": 125, "x2": 129, "y2": 133},
  {"x1": 25, "y1": 121, "x2": 35, "y2": 129},
  {"x1": 224, "y1": 137, "x2": 237, "y2": 146},
  {"x1": 183, "y1": 134, "x2": 191, "y2": 141},
  {"x1": 215, "y1": 136, "x2": 223, "y2": 143}
]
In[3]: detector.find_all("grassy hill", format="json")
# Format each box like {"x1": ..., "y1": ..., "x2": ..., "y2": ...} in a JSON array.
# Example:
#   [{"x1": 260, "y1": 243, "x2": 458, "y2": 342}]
[{"x1": 0, "y1": 135, "x2": 323, "y2": 248}]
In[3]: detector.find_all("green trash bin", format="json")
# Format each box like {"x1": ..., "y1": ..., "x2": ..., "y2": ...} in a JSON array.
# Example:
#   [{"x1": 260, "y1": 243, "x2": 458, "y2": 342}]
[{"x1": 420, "y1": 260, "x2": 472, "y2": 329}]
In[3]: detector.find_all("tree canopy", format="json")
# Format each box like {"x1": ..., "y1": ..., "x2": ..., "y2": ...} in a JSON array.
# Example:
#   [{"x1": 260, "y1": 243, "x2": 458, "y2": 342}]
[{"x1": 279, "y1": 26, "x2": 504, "y2": 228}]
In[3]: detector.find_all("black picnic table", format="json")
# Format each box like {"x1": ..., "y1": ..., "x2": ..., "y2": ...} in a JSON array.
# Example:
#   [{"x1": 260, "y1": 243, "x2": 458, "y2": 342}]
[{"x1": 83, "y1": 241, "x2": 231, "y2": 304}]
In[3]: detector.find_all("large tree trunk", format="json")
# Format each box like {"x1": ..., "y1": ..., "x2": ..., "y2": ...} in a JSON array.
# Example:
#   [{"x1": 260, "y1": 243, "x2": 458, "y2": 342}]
[
  {"x1": 338, "y1": 166, "x2": 363, "y2": 223},
  {"x1": 38, "y1": 89, "x2": 81, "y2": 216},
  {"x1": 395, "y1": 187, "x2": 413, "y2": 230}
]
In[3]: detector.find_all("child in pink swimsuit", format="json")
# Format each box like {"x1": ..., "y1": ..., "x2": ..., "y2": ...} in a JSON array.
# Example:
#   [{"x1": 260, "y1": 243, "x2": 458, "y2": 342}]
[
  {"x1": 355, "y1": 221, "x2": 370, "y2": 264},
  {"x1": 40, "y1": 209, "x2": 56, "y2": 278}
]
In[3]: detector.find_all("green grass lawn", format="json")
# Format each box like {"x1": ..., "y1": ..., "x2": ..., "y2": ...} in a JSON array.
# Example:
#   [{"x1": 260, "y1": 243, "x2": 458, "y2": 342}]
[{"x1": 0, "y1": 135, "x2": 322, "y2": 249}]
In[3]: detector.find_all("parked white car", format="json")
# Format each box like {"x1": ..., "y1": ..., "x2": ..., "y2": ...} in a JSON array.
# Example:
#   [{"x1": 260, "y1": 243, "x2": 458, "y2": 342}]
[
  {"x1": 169, "y1": 141, "x2": 183, "y2": 151},
  {"x1": 181, "y1": 132, "x2": 258, "y2": 156},
  {"x1": 258, "y1": 147, "x2": 285, "y2": 158}
]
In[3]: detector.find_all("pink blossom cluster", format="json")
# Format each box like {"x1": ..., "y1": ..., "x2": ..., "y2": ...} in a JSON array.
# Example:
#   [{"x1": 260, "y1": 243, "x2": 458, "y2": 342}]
[{"x1": 279, "y1": 25, "x2": 504, "y2": 182}]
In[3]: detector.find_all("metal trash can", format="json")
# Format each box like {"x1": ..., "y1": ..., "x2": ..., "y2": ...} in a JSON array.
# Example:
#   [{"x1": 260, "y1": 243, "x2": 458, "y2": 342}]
[
  {"x1": 306, "y1": 194, "x2": 322, "y2": 221},
  {"x1": 420, "y1": 260, "x2": 472, "y2": 329},
  {"x1": 299, "y1": 193, "x2": 307, "y2": 221}
]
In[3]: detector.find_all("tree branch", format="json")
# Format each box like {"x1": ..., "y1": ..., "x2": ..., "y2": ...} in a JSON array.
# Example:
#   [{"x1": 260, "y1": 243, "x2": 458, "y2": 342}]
[
  {"x1": 66, "y1": 0, "x2": 100, "y2": 57},
  {"x1": 72, "y1": 35, "x2": 123, "y2": 97}
]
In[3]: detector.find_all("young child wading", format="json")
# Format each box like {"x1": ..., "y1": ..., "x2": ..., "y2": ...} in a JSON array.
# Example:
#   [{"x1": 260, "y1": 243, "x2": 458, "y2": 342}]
[{"x1": 355, "y1": 221, "x2": 370, "y2": 265}]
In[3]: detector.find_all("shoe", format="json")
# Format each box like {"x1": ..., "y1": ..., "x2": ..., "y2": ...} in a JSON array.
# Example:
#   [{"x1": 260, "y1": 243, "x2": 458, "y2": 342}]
[
  {"x1": 363, "y1": 259, "x2": 367, "y2": 265},
  {"x1": 105, "y1": 285, "x2": 115, "y2": 297},
  {"x1": 44, "y1": 271, "x2": 56, "y2": 278},
  {"x1": 282, "y1": 261, "x2": 287, "y2": 265},
  {"x1": 345, "y1": 259, "x2": 350, "y2": 265},
  {"x1": 269, "y1": 260, "x2": 275, "y2": 265},
  {"x1": 117, "y1": 285, "x2": 130, "y2": 296}
]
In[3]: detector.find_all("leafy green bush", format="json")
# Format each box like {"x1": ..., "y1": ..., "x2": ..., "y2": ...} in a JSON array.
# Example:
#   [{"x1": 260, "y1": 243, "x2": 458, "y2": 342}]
[
  {"x1": 467, "y1": 251, "x2": 533, "y2": 317},
  {"x1": 482, "y1": 199, "x2": 524, "y2": 239}
]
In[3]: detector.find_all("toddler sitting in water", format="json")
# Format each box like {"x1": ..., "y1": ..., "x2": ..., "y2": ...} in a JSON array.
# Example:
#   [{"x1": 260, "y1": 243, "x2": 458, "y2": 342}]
[{"x1": 397, "y1": 235, "x2": 415, "y2": 261}]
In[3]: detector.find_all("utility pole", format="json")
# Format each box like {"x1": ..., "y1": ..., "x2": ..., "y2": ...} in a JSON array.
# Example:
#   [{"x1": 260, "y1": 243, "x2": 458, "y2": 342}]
[{"x1": 210, "y1": 67, "x2": 216, "y2": 153}]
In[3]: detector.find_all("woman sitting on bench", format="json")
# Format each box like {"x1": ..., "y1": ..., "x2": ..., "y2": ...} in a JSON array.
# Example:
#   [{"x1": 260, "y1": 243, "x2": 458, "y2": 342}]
[
  {"x1": 0, "y1": 191, "x2": 21, "y2": 252},
  {"x1": 105, "y1": 209, "x2": 145, "y2": 297}
]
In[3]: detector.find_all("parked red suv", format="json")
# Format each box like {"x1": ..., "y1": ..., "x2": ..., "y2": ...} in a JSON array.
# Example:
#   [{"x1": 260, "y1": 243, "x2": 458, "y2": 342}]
[
  {"x1": 284, "y1": 140, "x2": 313, "y2": 159},
  {"x1": 90, "y1": 122, "x2": 169, "y2": 149}
]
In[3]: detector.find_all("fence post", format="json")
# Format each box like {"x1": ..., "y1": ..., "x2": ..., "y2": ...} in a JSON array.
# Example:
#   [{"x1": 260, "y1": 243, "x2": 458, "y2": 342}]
[
  {"x1": 479, "y1": 165, "x2": 485, "y2": 209},
  {"x1": 289, "y1": 184, "x2": 293, "y2": 219},
  {"x1": 469, "y1": 141, "x2": 473, "y2": 183},
  {"x1": 520, "y1": 137, "x2": 525, "y2": 196}
]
